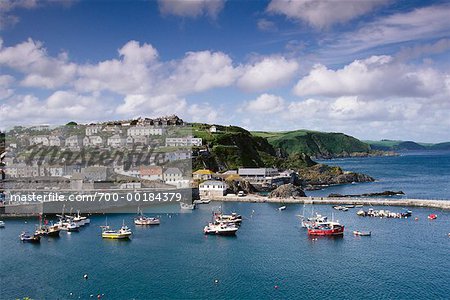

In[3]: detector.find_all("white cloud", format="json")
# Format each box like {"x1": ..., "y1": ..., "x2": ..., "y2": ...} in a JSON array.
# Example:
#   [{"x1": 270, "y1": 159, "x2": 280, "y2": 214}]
[
  {"x1": 294, "y1": 55, "x2": 444, "y2": 98},
  {"x1": 267, "y1": 0, "x2": 388, "y2": 29},
  {"x1": 326, "y1": 4, "x2": 450, "y2": 56},
  {"x1": 187, "y1": 103, "x2": 220, "y2": 123},
  {"x1": 243, "y1": 93, "x2": 285, "y2": 114},
  {"x1": 237, "y1": 56, "x2": 298, "y2": 92},
  {"x1": 0, "y1": 38, "x2": 77, "y2": 89},
  {"x1": 0, "y1": 74, "x2": 14, "y2": 100},
  {"x1": 158, "y1": 0, "x2": 225, "y2": 19},
  {"x1": 257, "y1": 18, "x2": 277, "y2": 32},
  {"x1": 115, "y1": 94, "x2": 187, "y2": 117},
  {"x1": 396, "y1": 38, "x2": 450, "y2": 61}
]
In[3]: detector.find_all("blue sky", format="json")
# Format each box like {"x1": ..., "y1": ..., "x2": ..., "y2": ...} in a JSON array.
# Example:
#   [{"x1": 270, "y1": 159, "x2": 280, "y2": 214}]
[{"x1": 1, "y1": 0, "x2": 450, "y2": 142}]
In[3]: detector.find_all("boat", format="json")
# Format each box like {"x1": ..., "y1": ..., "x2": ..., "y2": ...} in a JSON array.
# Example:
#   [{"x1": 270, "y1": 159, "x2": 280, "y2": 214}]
[
  {"x1": 353, "y1": 230, "x2": 371, "y2": 236},
  {"x1": 356, "y1": 208, "x2": 412, "y2": 219},
  {"x1": 203, "y1": 222, "x2": 238, "y2": 236},
  {"x1": 20, "y1": 232, "x2": 41, "y2": 243},
  {"x1": 180, "y1": 202, "x2": 196, "y2": 210},
  {"x1": 333, "y1": 205, "x2": 348, "y2": 211},
  {"x1": 101, "y1": 220, "x2": 132, "y2": 239},
  {"x1": 298, "y1": 212, "x2": 328, "y2": 228},
  {"x1": 0, "y1": 221, "x2": 5, "y2": 228},
  {"x1": 35, "y1": 217, "x2": 61, "y2": 237},
  {"x1": 214, "y1": 212, "x2": 242, "y2": 225},
  {"x1": 307, "y1": 221, "x2": 345, "y2": 236},
  {"x1": 73, "y1": 211, "x2": 90, "y2": 226},
  {"x1": 134, "y1": 208, "x2": 160, "y2": 225},
  {"x1": 278, "y1": 206, "x2": 286, "y2": 211},
  {"x1": 194, "y1": 199, "x2": 211, "y2": 204},
  {"x1": 237, "y1": 191, "x2": 246, "y2": 197},
  {"x1": 428, "y1": 214, "x2": 437, "y2": 220}
]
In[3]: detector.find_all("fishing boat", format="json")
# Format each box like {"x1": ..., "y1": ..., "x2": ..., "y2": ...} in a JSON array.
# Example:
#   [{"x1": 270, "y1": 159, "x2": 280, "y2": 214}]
[
  {"x1": 353, "y1": 230, "x2": 371, "y2": 236},
  {"x1": 298, "y1": 213, "x2": 328, "y2": 228},
  {"x1": 278, "y1": 206, "x2": 286, "y2": 211},
  {"x1": 180, "y1": 202, "x2": 196, "y2": 210},
  {"x1": 428, "y1": 214, "x2": 437, "y2": 220},
  {"x1": 134, "y1": 208, "x2": 160, "y2": 225},
  {"x1": 35, "y1": 217, "x2": 61, "y2": 237},
  {"x1": 73, "y1": 211, "x2": 90, "y2": 226},
  {"x1": 214, "y1": 212, "x2": 242, "y2": 225},
  {"x1": 101, "y1": 220, "x2": 132, "y2": 239},
  {"x1": 20, "y1": 231, "x2": 41, "y2": 243},
  {"x1": 0, "y1": 221, "x2": 5, "y2": 228},
  {"x1": 203, "y1": 222, "x2": 238, "y2": 236},
  {"x1": 307, "y1": 221, "x2": 345, "y2": 236},
  {"x1": 333, "y1": 205, "x2": 348, "y2": 211}
]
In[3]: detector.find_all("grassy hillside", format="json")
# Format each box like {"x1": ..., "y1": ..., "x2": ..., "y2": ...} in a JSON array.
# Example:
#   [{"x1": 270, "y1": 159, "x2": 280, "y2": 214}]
[
  {"x1": 191, "y1": 124, "x2": 315, "y2": 171},
  {"x1": 253, "y1": 130, "x2": 370, "y2": 158},
  {"x1": 365, "y1": 140, "x2": 450, "y2": 151}
]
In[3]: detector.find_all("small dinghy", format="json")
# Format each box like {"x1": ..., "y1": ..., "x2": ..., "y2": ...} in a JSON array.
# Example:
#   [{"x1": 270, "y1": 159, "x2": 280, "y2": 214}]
[
  {"x1": 20, "y1": 232, "x2": 41, "y2": 243},
  {"x1": 353, "y1": 230, "x2": 371, "y2": 236},
  {"x1": 278, "y1": 206, "x2": 286, "y2": 211},
  {"x1": 428, "y1": 214, "x2": 437, "y2": 220}
]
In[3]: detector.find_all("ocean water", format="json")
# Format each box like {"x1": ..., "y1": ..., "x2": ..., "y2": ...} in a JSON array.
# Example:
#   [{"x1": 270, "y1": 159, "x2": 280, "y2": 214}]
[
  {"x1": 0, "y1": 202, "x2": 449, "y2": 299},
  {"x1": 1, "y1": 152, "x2": 450, "y2": 299},
  {"x1": 310, "y1": 151, "x2": 450, "y2": 200}
]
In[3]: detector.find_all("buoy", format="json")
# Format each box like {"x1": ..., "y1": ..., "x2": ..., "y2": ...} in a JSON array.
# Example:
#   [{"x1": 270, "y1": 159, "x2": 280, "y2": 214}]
[
  {"x1": 97, "y1": 294, "x2": 101, "y2": 299},
  {"x1": 83, "y1": 274, "x2": 88, "y2": 280},
  {"x1": 90, "y1": 294, "x2": 94, "y2": 298},
  {"x1": 214, "y1": 279, "x2": 219, "y2": 284},
  {"x1": 274, "y1": 285, "x2": 279, "y2": 289},
  {"x1": 69, "y1": 292, "x2": 73, "y2": 296},
  {"x1": 415, "y1": 217, "x2": 419, "y2": 221}
]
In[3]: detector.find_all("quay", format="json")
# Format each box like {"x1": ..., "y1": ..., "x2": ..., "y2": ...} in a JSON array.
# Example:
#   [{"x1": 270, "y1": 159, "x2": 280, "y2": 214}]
[{"x1": 210, "y1": 195, "x2": 450, "y2": 210}]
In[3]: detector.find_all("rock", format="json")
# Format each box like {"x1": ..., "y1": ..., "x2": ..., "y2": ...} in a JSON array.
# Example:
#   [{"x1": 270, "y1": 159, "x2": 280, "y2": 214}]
[
  {"x1": 226, "y1": 179, "x2": 257, "y2": 195},
  {"x1": 298, "y1": 164, "x2": 374, "y2": 187},
  {"x1": 269, "y1": 183, "x2": 306, "y2": 198}
]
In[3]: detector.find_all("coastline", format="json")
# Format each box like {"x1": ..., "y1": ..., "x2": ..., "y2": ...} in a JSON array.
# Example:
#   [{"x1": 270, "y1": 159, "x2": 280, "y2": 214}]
[{"x1": 210, "y1": 195, "x2": 450, "y2": 210}]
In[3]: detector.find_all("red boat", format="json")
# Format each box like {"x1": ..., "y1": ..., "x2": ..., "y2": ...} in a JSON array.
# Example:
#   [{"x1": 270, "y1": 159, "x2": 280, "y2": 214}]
[
  {"x1": 428, "y1": 214, "x2": 437, "y2": 220},
  {"x1": 307, "y1": 221, "x2": 345, "y2": 236}
]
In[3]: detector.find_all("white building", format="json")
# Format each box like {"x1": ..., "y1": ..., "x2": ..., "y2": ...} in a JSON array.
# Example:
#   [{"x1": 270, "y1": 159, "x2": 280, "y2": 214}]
[
  {"x1": 165, "y1": 136, "x2": 202, "y2": 147},
  {"x1": 49, "y1": 136, "x2": 65, "y2": 147},
  {"x1": 163, "y1": 167, "x2": 183, "y2": 184},
  {"x1": 238, "y1": 168, "x2": 279, "y2": 178},
  {"x1": 164, "y1": 151, "x2": 191, "y2": 162},
  {"x1": 48, "y1": 166, "x2": 64, "y2": 177},
  {"x1": 29, "y1": 135, "x2": 49, "y2": 146},
  {"x1": 86, "y1": 125, "x2": 102, "y2": 136},
  {"x1": 199, "y1": 180, "x2": 227, "y2": 198},
  {"x1": 127, "y1": 126, "x2": 165, "y2": 136},
  {"x1": 209, "y1": 126, "x2": 217, "y2": 133},
  {"x1": 107, "y1": 134, "x2": 126, "y2": 148},
  {"x1": 83, "y1": 135, "x2": 103, "y2": 147},
  {"x1": 65, "y1": 135, "x2": 83, "y2": 149}
]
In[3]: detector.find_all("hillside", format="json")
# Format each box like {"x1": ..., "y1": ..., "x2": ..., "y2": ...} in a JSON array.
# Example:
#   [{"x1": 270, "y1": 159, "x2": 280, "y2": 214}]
[
  {"x1": 191, "y1": 124, "x2": 316, "y2": 171},
  {"x1": 252, "y1": 130, "x2": 371, "y2": 158},
  {"x1": 365, "y1": 140, "x2": 450, "y2": 151}
]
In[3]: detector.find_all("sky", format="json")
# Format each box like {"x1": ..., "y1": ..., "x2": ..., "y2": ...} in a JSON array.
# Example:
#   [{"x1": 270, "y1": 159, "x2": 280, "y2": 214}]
[{"x1": 0, "y1": 0, "x2": 450, "y2": 142}]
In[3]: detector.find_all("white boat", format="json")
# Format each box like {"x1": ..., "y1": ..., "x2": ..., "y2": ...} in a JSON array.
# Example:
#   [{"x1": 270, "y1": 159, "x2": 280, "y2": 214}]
[
  {"x1": 180, "y1": 202, "x2": 196, "y2": 210},
  {"x1": 278, "y1": 206, "x2": 286, "y2": 211},
  {"x1": 73, "y1": 211, "x2": 90, "y2": 226},
  {"x1": 353, "y1": 230, "x2": 371, "y2": 236},
  {"x1": 214, "y1": 212, "x2": 242, "y2": 225},
  {"x1": 0, "y1": 221, "x2": 5, "y2": 228},
  {"x1": 134, "y1": 208, "x2": 160, "y2": 225},
  {"x1": 203, "y1": 223, "x2": 238, "y2": 235},
  {"x1": 193, "y1": 199, "x2": 211, "y2": 204}
]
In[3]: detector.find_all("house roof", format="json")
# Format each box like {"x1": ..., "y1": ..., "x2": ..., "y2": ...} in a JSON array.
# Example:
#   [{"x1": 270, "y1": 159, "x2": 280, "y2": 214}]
[
  {"x1": 199, "y1": 180, "x2": 226, "y2": 187},
  {"x1": 164, "y1": 167, "x2": 182, "y2": 175},
  {"x1": 193, "y1": 169, "x2": 214, "y2": 175}
]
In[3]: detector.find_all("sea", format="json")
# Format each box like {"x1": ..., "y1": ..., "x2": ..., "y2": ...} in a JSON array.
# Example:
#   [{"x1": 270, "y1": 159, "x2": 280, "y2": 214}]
[{"x1": 0, "y1": 151, "x2": 449, "y2": 299}]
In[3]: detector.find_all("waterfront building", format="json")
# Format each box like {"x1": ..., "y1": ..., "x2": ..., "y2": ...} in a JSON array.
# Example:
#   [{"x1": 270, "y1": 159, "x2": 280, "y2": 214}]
[
  {"x1": 81, "y1": 166, "x2": 109, "y2": 181},
  {"x1": 163, "y1": 167, "x2": 184, "y2": 184},
  {"x1": 140, "y1": 165, "x2": 163, "y2": 181},
  {"x1": 165, "y1": 137, "x2": 202, "y2": 147},
  {"x1": 193, "y1": 169, "x2": 214, "y2": 181},
  {"x1": 199, "y1": 180, "x2": 227, "y2": 198}
]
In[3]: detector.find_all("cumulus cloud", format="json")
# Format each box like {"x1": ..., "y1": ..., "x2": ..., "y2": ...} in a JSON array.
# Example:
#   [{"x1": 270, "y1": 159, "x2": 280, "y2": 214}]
[
  {"x1": 0, "y1": 38, "x2": 77, "y2": 89},
  {"x1": 294, "y1": 55, "x2": 444, "y2": 98},
  {"x1": 237, "y1": 56, "x2": 298, "y2": 92},
  {"x1": 158, "y1": 0, "x2": 225, "y2": 19},
  {"x1": 0, "y1": 74, "x2": 14, "y2": 100},
  {"x1": 243, "y1": 93, "x2": 285, "y2": 114},
  {"x1": 267, "y1": 0, "x2": 388, "y2": 29},
  {"x1": 257, "y1": 18, "x2": 277, "y2": 32},
  {"x1": 115, "y1": 94, "x2": 187, "y2": 117}
]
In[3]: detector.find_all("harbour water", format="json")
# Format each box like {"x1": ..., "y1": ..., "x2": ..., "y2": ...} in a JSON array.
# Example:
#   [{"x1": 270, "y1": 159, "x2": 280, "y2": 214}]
[
  {"x1": 310, "y1": 150, "x2": 450, "y2": 200},
  {"x1": 1, "y1": 151, "x2": 450, "y2": 299},
  {"x1": 0, "y1": 202, "x2": 449, "y2": 299}
]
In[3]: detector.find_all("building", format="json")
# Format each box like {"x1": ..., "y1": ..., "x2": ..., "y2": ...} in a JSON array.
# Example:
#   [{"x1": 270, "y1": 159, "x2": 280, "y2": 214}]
[
  {"x1": 65, "y1": 135, "x2": 83, "y2": 149},
  {"x1": 238, "y1": 168, "x2": 279, "y2": 178},
  {"x1": 193, "y1": 169, "x2": 214, "y2": 181},
  {"x1": 199, "y1": 180, "x2": 227, "y2": 198},
  {"x1": 49, "y1": 136, "x2": 65, "y2": 147},
  {"x1": 119, "y1": 182, "x2": 141, "y2": 189},
  {"x1": 29, "y1": 135, "x2": 49, "y2": 146},
  {"x1": 140, "y1": 165, "x2": 163, "y2": 181},
  {"x1": 86, "y1": 125, "x2": 102, "y2": 136},
  {"x1": 165, "y1": 136, "x2": 202, "y2": 147},
  {"x1": 70, "y1": 173, "x2": 85, "y2": 190},
  {"x1": 107, "y1": 135, "x2": 126, "y2": 148},
  {"x1": 83, "y1": 135, "x2": 103, "y2": 147},
  {"x1": 48, "y1": 165, "x2": 64, "y2": 177},
  {"x1": 81, "y1": 166, "x2": 109, "y2": 181},
  {"x1": 163, "y1": 167, "x2": 183, "y2": 184},
  {"x1": 127, "y1": 126, "x2": 165, "y2": 136},
  {"x1": 164, "y1": 150, "x2": 191, "y2": 162},
  {"x1": 209, "y1": 126, "x2": 217, "y2": 133}
]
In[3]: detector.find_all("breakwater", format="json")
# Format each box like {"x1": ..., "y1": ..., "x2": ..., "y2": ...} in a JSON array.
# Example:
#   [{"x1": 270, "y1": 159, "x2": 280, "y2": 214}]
[{"x1": 210, "y1": 195, "x2": 450, "y2": 210}]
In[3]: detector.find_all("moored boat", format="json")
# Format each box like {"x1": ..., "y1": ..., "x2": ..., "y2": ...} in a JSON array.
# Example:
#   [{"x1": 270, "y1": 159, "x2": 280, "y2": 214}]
[
  {"x1": 0, "y1": 220, "x2": 5, "y2": 228},
  {"x1": 203, "y1": 222, "x2": 238, "y2": 236},
  {"x1": 134, "y1": 208, "x2": 160, "y2": 225},
  {"x1": 214, "y1": 212, "x2": 242, "y2": 225},
  {"x1": 20, "y1": 231, "x2": 41, "y2": 243},
  {"x1": 428, "y1": 214, "x2": 437, "y2": 220},
  {"x1": 307, "y1": 221, "x2": 344, "y2": 236},
  {"x1": 101, "y1": 220, "x2": 132, "y2": 239},
  {"x1": 194, "y1": 199, "x2": 211, "y2": 204},
  {"x1": 180, "y1": 202, "x2": 196, "y2": 210},
  {"x1": 353, "y1": 230, "x2": 371, "y2": 236},
  {"x1": 278, "y1": 206, "x2": 286, "y2": 211}
]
